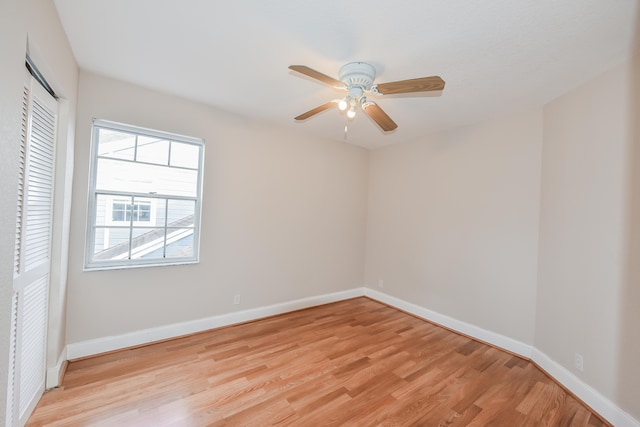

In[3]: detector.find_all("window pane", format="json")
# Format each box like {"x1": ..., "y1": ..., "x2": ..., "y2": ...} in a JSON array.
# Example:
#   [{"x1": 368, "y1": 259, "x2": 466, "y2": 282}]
[
  {"x1": 167, "y1": 199, "x2": 196, "y2": 226},
  {"x1": 137, "y1": 136, "x2": 169, "y2": 165},
  {"x1": 96, "y1": 194, "x2": 126, "y2": 226},
  {"x1": 92, "y1": 227, "x2": 130, "y2": 260},
  {"x1": 112, "y1": 204, "x2": 125, "y2": 222},
  {"x1": 95, "y1": 158, "x2": 198, "y2": 197},
  {"x1": 130, "y1": 228, "x2": 166, "y2": 259},
  {"x1": 155, "y1": 199, "x2": 167, "y2": 227},
  {"x1": 138, "y1": 204, "x2": 151, "y2": 222},
  {"x1": 97, "y1": 128, "x2": 135, "y2": 161},
  {"x1": 139, "y1": 246, "x2": 166, "y2": 259},
  {"x1": 170, "y1": 142, "x2": 200, "y2": 169},
  {"x1": 165, "y1": 228, "x2": 194, "y2": 258},
  {"x1": 131, "y1": 197, "x2": 153, "y2": 223}
]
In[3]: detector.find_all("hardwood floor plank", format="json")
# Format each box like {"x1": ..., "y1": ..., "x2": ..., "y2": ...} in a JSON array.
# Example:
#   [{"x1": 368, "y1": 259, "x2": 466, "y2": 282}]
[{"x1": 27, "y1": 297, "x2": 610, "y2": 426}]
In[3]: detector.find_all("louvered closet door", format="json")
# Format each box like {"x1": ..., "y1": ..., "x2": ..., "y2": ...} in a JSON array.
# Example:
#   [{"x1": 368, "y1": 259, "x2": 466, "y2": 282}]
[{"x1": 7, "y1": 74, "x2": 58, "y2": 427}]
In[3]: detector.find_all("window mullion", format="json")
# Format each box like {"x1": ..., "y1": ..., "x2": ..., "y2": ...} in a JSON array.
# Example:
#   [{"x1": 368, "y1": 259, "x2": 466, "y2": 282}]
[
  {"x1": 127, "y1": 195, "x2": 134, "y2": 260},
  {"x1": 95, "y1": 190, "x2": 197, "y2": 202},
  {"x1": 162, "y1": 198, "x2": 169, "y2": 259}
]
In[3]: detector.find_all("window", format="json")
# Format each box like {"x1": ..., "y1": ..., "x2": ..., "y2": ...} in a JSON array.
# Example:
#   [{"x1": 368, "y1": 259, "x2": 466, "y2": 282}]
[
  {"x1": 111, "y1": 200, "x2": 152, "y2": 223},
  {"x1": 85, "y1": 119, "x2": 204, "y2": 270}
]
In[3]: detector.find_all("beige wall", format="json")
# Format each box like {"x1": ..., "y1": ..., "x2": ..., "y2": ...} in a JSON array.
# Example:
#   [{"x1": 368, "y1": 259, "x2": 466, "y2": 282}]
[
  {"x1": 0, "y1": 0, "x2": 78, "y2": 421},
  {"x1": 364, "y1": 55, "x2": 640, "y2": 420},
  {"x1": 364, "y1": 109, "x2": 543, "y2": 344},
  {"x1": 3, "y1": 5, "x2": 638, "y2": 422},
  {"x1": 65, "y1": 71, "x2": 369, "y2": 344},
  {"x1": 536, "y1": 56, "x2": 640, "y2": 419}
]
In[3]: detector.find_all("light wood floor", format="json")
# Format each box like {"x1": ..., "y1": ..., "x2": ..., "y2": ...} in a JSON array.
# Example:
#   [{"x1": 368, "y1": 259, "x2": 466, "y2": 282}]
[{"x1": 28, "y1": 297, "x2": 608, "y2": 426}]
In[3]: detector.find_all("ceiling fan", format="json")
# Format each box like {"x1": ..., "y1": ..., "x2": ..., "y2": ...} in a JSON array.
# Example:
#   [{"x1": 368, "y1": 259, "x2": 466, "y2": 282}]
[{"x1": 289, "y1": 62, "x2": 445, "y2": 132}]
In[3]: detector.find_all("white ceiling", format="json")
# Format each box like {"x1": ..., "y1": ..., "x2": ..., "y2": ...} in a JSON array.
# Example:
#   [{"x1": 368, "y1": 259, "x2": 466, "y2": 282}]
[{"x1": 53, "y1": 0, "x2": 639, "y2": 149}]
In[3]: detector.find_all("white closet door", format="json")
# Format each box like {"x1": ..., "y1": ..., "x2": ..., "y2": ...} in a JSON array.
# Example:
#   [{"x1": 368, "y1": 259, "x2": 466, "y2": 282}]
[{"x1": 7, "y1": 74, "x2": 58, "y2": 427}]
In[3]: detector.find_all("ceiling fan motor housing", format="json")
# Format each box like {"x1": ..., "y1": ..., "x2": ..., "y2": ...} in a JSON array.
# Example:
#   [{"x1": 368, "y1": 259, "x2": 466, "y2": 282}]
[{"x1": 339, "y1": 62, "x2": 376, "y2": 90}]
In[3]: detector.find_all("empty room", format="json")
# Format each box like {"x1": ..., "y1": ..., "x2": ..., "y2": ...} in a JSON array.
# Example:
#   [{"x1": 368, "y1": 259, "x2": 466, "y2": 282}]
[{"x1": 1, "y1": 0, "x2": 639, "y2": 425}]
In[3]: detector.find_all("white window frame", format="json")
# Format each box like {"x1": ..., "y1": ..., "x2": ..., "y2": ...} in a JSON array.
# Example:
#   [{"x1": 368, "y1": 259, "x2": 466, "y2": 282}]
[{"x1": 85, "y1": 119, "x2": 204, "y2": 270}]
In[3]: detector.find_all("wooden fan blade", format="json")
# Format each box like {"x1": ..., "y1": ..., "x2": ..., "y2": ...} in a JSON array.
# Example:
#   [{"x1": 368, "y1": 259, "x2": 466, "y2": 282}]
[
  {"x1": 362, "y1": 102, "x2": 397, "y2": 131},
  {"x1": 289, "y1": 65, "x2": 344, "y2": 88},
  {"x1": 294, "y1": 101, "x2": 337, "y2": 121},
  {"x1": 375, "y1": 76, "x2": 445, "y2": 95}
]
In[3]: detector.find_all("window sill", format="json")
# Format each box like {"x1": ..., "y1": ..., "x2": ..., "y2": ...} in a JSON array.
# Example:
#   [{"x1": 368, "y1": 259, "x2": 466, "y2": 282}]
[{"x1": 83, "y1": 258, "x2": 199, "y2": 272}]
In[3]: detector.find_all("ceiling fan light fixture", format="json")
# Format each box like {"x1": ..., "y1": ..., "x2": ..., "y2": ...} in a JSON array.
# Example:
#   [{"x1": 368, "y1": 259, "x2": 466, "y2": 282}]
[
  {"x1": 347, "y1": 106, "x2": 356, "y2": 119},
  {"x1": 338, "y1": 98, "x2": 348, "y2": 111}
]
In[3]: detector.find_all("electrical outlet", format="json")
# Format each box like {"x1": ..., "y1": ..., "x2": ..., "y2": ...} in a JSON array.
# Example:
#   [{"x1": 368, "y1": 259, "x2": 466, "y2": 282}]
[
  {"x1": 574, "y1": 353, "x2": 584, "y2": 372},
  {"x1": 378, "y1": 279, "x2": 384, "y2": 289},
  {"x1": 233, "y1": 294, "x2": 241, "y2": 305}
]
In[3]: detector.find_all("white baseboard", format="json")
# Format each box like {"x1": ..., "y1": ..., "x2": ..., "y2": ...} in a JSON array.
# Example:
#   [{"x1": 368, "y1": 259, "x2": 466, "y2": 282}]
[
  {"x1": 531, "y1": 348, "x2": 640, "y2": 427},
  {"x1": 46, "y1": 347, "x2": 67, "y2": 389},
  {"x1": 364, "y1": 288, "x2": 533, "y2": 358},
  {"x1": 66, "y1": 287, "x2": 365, "y2": 360},
  {"x1": 63, "y1": 286, "x2": 638, "y2": 427},
  {"x1": 364, "y1": 289, "x2": 638, "y2": 427}
]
